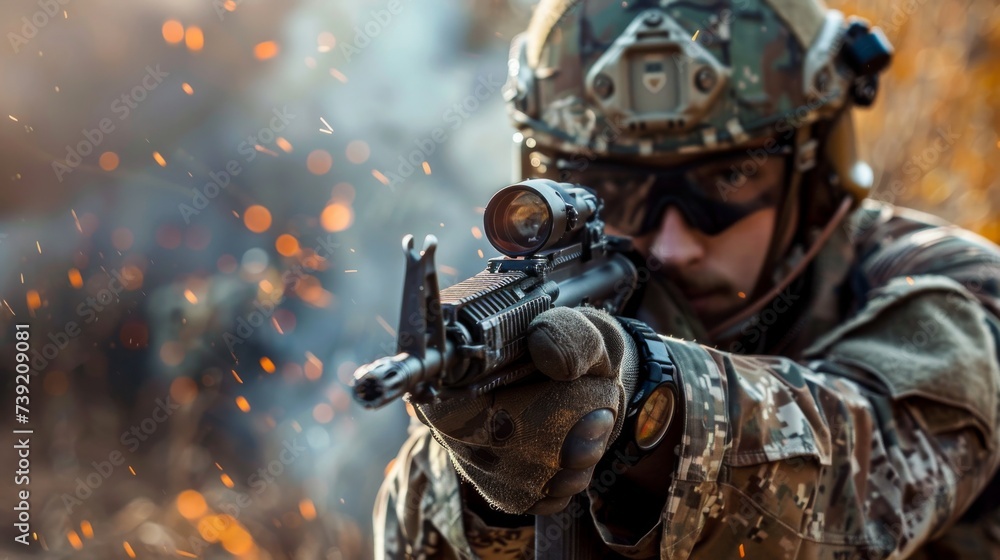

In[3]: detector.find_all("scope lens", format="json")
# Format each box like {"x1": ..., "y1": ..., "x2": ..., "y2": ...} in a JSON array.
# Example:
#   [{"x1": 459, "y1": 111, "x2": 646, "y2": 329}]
[{"x1": 487, "y1": 189, "x2": 553, "y2": 255}]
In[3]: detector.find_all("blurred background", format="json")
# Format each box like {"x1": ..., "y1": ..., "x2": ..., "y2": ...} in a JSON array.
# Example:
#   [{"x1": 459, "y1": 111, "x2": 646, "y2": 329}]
[{"x1": 0, "y1": 0, "x2": 997, "y2": 558}]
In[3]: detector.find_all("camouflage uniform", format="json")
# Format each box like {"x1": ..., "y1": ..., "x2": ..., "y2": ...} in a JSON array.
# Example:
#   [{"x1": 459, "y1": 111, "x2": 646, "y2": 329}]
[{"x1": 374, "y1": 200, "x2": 1000, "y2": 559}]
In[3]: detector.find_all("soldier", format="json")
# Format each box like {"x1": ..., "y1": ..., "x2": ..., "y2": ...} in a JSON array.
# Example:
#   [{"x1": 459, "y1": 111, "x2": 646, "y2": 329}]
[{"x1": 375, "y1": 0, "x2": 1000, "y2": 558}]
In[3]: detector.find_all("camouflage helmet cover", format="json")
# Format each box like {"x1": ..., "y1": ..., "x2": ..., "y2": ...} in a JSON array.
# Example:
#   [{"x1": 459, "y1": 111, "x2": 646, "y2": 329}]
[{"x1": 505, "y1": 0, "x2": 889, "y2": 199}]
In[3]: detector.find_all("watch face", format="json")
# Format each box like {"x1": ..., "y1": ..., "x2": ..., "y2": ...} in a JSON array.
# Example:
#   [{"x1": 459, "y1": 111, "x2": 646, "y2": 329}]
[{"x1": 635, "y1": 384, "x2": 676, "y2": 451}]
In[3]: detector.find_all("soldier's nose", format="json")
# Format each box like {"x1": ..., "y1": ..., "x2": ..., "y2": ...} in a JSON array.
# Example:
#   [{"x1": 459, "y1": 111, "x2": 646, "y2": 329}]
[{"x1": 649, "y1": 207, "x2": 705, "y2": 268}]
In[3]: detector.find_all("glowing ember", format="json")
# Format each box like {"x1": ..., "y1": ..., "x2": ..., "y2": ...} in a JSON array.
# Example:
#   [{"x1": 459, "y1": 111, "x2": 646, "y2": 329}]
[
  {"x1": 321, "y1": 203, "x2": 353, "y2": 232},
  {"x1": 162, "y1": 20, "x2": 184, "y2": 44},
  {"x1": 307, "y1": 149, "x2": 333, "y2": 175},
  {"x1": 260, "y1": 356, "x2": 276, "y2": 373},
  {"x1": 170, "y1": 377, "x2": 197, "y2": 405},
  {"x1": 244, "y1": 205, "x2": 272, "y2": 233},
  {"x1": 371, "y1": 169, "x2": 389, "y2": 185},
  {"x1": 99, "y1": 151, "x2": 119, "y2": 171},
  {"x1": 254, "y1": 41, "x2": 279, "y2": 60},
  {"x1": 185, "y1": 26, "x2": 204, "y2": 52},
  {"x1": 182, "y1": 82, "x2": 194, "y2": 95},
  {"x1": 299, "y1": 499, "x2": 318, "y2": 520},
  {"x1": 123, "y1": 541, "x2": 136, "y2": 558},
  {"x1": 276, "y1": 234, "x2": 300, "y2": 256},
  {"x1": 235, "y1": 396, "x2": 251, "y2": 412},
  {"x1": 184, "y1": 289, "x2": 198, "y2": 304},
  {"x1": 26, "y1": 290, "x2": 41, "y2": 311},
  {"x1": 177, "y1": 490, "x2": 207, "y2": 519},
  {"x1": 152, "y1": 151, "x2": 166, "y2": 166}
]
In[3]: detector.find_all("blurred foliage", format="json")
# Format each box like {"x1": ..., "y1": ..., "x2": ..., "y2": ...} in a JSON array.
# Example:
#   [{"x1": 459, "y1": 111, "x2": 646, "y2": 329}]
[{"x1": 830, "y1": 0, "x2": 1000, "y2": 241}]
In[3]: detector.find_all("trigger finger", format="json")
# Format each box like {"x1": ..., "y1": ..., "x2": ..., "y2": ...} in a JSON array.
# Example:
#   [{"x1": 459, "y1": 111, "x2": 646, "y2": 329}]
[{"x1": 528, "y1": 307, "x2": 603, "y2": 381}]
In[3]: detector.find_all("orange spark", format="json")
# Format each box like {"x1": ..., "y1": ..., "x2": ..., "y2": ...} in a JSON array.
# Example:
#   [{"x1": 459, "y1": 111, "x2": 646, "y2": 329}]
[
  {"x1": 185, "y1": 26, "x2": 204, "y2": 51},
  {"x1": 235, "y1": 396, "x2": 251, "y2": 412},
  {"x1": 254, "y1": 41, "x2": 279, "y2": 60},
  {"x1": 299, "y1": 499, "x2": 317, "y2": 520},
  {"x1": 80, "y1": 521, "x2": 93, "y2": 538},
  {"x1": 162, "y1": 20, "x2": 184, "y2": 44}
]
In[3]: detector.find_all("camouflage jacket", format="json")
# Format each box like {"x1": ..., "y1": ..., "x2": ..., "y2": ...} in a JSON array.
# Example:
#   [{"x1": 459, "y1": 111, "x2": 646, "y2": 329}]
[{"x1": 374, "y1": 200, "x2": 1000, "y2": 559}]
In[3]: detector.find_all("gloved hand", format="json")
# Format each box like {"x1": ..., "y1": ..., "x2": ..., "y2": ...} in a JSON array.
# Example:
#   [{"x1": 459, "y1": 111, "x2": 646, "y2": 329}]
[{"x1": 412, "y1": 306, "x2": 640, "y2": 515}]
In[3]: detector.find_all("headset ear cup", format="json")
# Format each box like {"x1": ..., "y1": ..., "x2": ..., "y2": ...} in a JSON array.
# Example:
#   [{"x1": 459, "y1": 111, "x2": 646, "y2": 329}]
[{"x1": 824, "y1": 111, "x2": 873, "y2": 206}]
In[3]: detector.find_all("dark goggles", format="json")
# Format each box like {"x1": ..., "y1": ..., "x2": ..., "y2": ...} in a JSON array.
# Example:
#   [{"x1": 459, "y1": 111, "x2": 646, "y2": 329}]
[{"x1": 551, "y1": 148, "x2": 790, "y2": 237}]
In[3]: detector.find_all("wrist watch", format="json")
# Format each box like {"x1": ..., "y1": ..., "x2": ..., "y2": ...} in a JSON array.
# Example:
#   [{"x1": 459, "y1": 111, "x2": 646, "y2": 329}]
[{"x1": 616, "y1": 318, "x2": 680, "y2": 453}]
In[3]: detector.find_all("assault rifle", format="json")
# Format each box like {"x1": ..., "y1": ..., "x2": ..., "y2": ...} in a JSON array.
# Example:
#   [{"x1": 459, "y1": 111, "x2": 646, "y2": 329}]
[{"x1": 352, "y1": 178, "x2": 639, "y2": 409}]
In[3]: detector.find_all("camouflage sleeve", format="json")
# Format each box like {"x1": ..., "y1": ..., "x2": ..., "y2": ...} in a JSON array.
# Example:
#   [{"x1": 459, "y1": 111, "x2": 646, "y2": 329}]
[{"x1": 625, "y1": 272, "x2": 1000, "y2": 559}]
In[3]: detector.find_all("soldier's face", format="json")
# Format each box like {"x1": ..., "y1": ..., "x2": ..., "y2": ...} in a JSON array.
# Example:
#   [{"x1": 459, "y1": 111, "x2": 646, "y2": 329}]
[{"x1": 609, "y1": 154, "x2": 793, "y2": 328}]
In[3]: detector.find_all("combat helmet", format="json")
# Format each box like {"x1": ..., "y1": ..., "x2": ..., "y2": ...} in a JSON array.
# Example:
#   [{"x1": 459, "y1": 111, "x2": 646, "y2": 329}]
[{"x1": 504, "y1": 0, "x2": 893, "y2": 338}]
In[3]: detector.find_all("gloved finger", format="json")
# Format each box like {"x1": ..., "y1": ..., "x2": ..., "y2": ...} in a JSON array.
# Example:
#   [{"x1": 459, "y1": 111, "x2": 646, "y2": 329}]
[
  {"x1": 526, "y1": 495, "x2": 572, "y2": 516},
  {"x1": 559, "y1": 408, "x2": 615, "y2": 469},
  {"x1": 528, "y1": 307, "x2": 607, "y2": 381},
  {"x1": 543, "y1": 466, "x2": 595, "y2": 498}
]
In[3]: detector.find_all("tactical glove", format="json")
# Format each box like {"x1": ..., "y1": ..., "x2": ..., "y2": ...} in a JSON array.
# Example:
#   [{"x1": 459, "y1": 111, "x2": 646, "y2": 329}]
[{"x1": 413, "y1": 306, "x2": 640, "y2": 515}]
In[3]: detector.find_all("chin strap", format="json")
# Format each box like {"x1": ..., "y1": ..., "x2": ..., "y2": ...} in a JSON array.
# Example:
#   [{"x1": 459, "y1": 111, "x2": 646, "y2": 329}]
[{"x1": 708, "y1": 195, "x2": 854, "y2": 342}]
